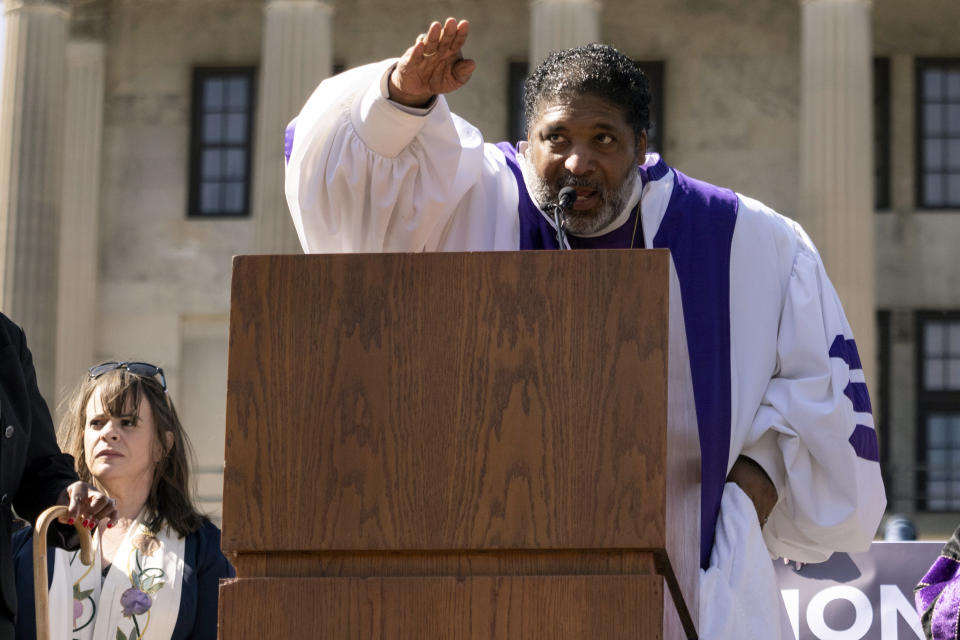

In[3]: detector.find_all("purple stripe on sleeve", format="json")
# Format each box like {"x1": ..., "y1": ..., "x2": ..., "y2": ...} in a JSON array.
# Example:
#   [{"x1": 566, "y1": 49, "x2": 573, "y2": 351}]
[
  {"x1": 848, "y1": 424, "x2": 879, "y2": 462},
  {"x1": 284, "y1": 119, "x2": 297, "y2": 164},
  {"x1": 844, "y1": 382, "x2": 873, "y2": 414},
  {"x1": 829, "y1": 335, "x2": 863, "y2": 369}
]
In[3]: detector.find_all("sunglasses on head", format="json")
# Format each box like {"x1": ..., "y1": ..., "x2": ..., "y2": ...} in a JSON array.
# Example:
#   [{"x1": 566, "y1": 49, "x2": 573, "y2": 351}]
[{"x1": 88, "y1": 361, "x2": 167, "y2": 392}]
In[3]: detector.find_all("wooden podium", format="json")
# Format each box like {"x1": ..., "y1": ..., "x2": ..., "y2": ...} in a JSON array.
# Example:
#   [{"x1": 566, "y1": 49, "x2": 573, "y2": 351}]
[{"x1": 219, "y1": 250, "x2": 701, "y2": 639}]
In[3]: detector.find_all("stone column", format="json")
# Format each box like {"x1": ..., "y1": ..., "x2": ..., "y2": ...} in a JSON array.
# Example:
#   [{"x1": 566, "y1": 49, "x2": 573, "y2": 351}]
[
  {"x1": 253, "y1": 0, "x2": 333, "y2": 254},
  {"x1": 529, "y1": 0, "x2": 600, "y2": 69},
  {"x1": 55, "y1": 40, "x2": 106, "y2": 402},
  {"x1": 0, "y1": 0, "x2": 68, "y2": 400},
  {"x1": 798, "y1": 0, "x2": 876, "y2": 392}
]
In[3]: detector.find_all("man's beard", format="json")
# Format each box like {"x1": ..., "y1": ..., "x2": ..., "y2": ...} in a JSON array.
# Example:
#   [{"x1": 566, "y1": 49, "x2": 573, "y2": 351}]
[{"x1": 522, "y1": 163, "x2": 637, "y2": 236}]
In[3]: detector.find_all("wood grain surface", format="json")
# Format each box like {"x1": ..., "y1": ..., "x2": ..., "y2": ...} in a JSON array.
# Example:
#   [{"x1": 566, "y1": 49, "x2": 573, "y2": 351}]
[
  {"x1": 221, "y1": 250, "x2": 701, "y2": 638},
  {"x1": 218, "y1": 575, "x2": 683, "y2": 639},
  {"x1": 224, "y1": 251, "x2": 677, "y2": 551}
]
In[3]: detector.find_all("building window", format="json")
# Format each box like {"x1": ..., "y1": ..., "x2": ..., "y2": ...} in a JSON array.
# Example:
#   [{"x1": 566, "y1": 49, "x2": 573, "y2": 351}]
[
  {"x1": 877, "y1": 310, "x2": 891, "y2": 502},
  {"x1": 506, "y1": 59, "x2": 666, "y2": 151},
  {"x1": 636, "y1": 60, "x2": 665, "y2": 153},
  {"x1": 188, "y1": 68, "x2": 256, "y2": 217},
  {"x1": 917, "y1": 312, "x2": 960, "y2": 510},
  {"x1": 916, "y1": 59, "x2": 960, "y2": 209},
  {"x1": 508, "y1": 61, "x2": 528, "y2": 143},
  {"x1": 874, "y1": 58, "x2": 891, "y2": 210}
]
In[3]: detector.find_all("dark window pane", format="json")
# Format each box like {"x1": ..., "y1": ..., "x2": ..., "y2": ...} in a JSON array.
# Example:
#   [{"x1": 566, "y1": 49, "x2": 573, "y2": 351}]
[
  {"x1": 927, "y1": 322, "x2": 945, "y2": 353},
  {"x1": 225, "y1": 113, "x2": 247, "y2": 144},
  {"x1": 200, "y1": 182, "x2": 221, "y2": 213},
  {"x1": 949, "y1": 174, "x2": 960, "y2": 207},
  {"x1": 926, "y1": 139, "x2": 944, "y2": 170},
  {"x1": 925, "y1": 174, "x2": 944, "y2": 206},
  {"x1": 924, "y1": 69, "x2": 944, "y2": 100},
  {"x1": 507, "y1": 61, "x2": 528, "y2": 143},
  {"x1": 224, "y1": 149, "x2": 245, "y2": 179},
  {"x1": 948, "y1": 71, "x2": 960, "y2": 100},
  {"x1": 227, "y1": 78, "x2": 248, "y2": 110},
  {"x1": 950, "y1": 323, "x2": 960, "y2": 352},
  {"x1": 204, "y1": 79, "x2": 224, "y2": 110},
  {"x1": 925, "y1": 104, "x2": 944, "y2": 135},
  {"x1": 929, "y1": 415, "x2": 948, "y2": 446},
  {"x1": 948, "y1": 140, "x2": 960, "y2": 171},
  {"x1": 223, "y1": 182, "x2": 245, "y2": 213},
  {"x1": 948, "y1": 104, "x2": 960, "y2": 134},
  {"x1": 636, "y1": 61, "x2": 665, "y2": 153},
  {"x1": 203, "y1": 113, "x2": 223, "y2": 144},
  {"x1": 874, "y1": 58, "x2": 891, "y2": 210},
  {"x1": 201, "y1": 149, "x2": 222, "y2": 180},
  {"x1": 949, "y1": 359, "x2": 960, "y2": 389}
]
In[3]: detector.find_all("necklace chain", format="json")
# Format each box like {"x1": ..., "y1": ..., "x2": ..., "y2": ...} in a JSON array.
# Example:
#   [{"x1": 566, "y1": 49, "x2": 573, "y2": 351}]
[{"x1": 629, "y1": 197, "x2": 643, "y2": 249}]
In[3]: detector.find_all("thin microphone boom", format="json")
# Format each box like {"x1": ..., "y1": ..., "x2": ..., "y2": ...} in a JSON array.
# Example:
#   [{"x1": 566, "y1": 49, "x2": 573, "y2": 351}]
[{"x1": 552, "y1": 187, "x2": 577, "y2": 249}]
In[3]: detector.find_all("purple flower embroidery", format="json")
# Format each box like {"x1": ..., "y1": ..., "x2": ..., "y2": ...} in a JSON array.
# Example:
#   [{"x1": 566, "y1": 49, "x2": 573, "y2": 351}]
[
  {"x1": 73, "y1": 598, "x2": 83, "y2": 624},
  {"x1": 120, "y1": 587, "x2": 152, "y2": 617}
]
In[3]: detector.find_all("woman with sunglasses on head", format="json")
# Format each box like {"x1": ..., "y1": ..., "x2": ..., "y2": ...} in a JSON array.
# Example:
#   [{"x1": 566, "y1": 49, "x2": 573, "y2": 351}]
[{"x1": 11, "y1": 362, "x2": 234, "y2": 640}]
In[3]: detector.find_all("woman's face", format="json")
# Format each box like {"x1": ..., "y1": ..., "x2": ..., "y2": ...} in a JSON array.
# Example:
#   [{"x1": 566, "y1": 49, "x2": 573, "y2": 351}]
[{"x1": 83, "y1": 388, "x2": 162, "y2": 491}]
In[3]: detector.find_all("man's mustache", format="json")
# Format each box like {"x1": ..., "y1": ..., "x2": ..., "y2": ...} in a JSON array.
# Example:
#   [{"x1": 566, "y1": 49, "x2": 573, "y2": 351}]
[{"x1": 554, "y1": 175, "x2": 604, "y2": 194}]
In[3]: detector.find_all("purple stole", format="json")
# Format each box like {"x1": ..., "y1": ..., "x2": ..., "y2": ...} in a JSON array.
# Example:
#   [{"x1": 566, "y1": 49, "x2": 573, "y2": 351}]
[
  {"x1": 916, "y1": 526, "x2": 960, "y2": 640},
  {"x1": 497, "y1": 142, "x2": 738, "y2": 569}
]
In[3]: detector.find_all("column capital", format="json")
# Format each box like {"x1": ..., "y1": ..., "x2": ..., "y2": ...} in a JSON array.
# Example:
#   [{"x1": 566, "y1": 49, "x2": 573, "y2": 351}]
[{"x1": 68, "y1": 0, "x2": 109, "y2": 40}]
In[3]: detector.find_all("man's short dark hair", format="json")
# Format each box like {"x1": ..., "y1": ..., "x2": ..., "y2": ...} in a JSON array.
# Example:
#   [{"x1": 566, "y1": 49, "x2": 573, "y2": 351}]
[{"x1": 523, "y1": 43, "x2": 651, "y2": 143}]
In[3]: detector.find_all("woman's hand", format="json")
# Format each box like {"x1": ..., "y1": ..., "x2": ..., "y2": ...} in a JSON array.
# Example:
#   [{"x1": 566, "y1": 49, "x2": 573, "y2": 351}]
[
  {"x1": 388, "y1": 17, "x2": 476, "y2": 108},
  {"x1": 56, "y1": 481, "x2": 118, "y2": 530}
]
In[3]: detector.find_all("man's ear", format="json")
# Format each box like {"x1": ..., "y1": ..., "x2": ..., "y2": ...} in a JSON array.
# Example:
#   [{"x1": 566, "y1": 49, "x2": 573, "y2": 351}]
[{"x1": 636, "y1": 130, "x2": 648, "y2": 164}]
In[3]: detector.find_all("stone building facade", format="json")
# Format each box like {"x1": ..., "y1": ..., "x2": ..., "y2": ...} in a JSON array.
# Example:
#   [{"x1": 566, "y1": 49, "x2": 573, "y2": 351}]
[{"x1": 1, "y1": 0, "x2": 958, "y2": 535}]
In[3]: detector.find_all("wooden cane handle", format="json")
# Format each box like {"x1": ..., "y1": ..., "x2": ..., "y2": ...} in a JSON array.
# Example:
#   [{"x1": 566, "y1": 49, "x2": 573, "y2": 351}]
[{"x1": 33, "y1": 505, "x2": 94, "y2": 640}]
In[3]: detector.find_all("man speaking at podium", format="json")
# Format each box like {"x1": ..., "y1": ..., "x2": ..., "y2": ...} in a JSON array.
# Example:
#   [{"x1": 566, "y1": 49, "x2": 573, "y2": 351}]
[{"x1": 283, "y1": 17, "x2": 886, "y2": 639}]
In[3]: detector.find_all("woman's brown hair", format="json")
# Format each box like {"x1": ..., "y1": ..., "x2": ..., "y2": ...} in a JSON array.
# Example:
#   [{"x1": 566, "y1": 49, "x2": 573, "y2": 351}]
[{"x1": 59, "y1": 368, "x2": 204, "y2": 537}]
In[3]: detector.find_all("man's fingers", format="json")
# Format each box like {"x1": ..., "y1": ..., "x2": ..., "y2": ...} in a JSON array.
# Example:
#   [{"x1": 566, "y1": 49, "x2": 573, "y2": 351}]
[
  {"x1": 423, "y1": 20, "x2": 442, "y2": 51},
  {"x1": 438, "y1": 17, "x2": 458, "y2": 48},
  {"x1": 450, "y1": 20, "x2": 470, "y2": 51}
]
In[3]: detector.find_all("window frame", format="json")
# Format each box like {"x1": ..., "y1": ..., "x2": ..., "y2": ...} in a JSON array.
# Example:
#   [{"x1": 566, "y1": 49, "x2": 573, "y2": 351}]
[
  {"x1": 915, "y1": 310, "x2": 960, "y2": 511},
  {"x1": 914, "y1": 58, "x2": 960, "y2": 211},
  {"x1": 187, "y1": 66, "x2": 258, "y2": 218},
  {"x1": 874, "y1": 57, "x2": 891, "y2": 211}
]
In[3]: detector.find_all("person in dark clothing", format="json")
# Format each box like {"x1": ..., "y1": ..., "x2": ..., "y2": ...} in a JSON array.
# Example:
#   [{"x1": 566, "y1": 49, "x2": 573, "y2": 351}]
[{"x1": 0, "y1": 313, "x2": 117, "y2": 640}]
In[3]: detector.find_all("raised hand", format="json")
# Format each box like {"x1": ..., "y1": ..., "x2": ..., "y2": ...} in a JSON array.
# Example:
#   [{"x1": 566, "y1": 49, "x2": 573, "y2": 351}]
[{"x1": 388, "y1": 17, "x2": 476, "y2": 108}]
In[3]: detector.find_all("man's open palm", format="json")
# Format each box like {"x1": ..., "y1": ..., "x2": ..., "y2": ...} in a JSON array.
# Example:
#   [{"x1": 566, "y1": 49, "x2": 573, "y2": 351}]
[{"x1": 389, "y1": 17, "x2": 476, "y2": 107}]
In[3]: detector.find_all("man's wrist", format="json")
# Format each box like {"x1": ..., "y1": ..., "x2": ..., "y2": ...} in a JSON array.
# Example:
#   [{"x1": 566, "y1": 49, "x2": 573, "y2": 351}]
[
  {"x1": 387, "y1": 68, "x2": 434, "y2": 108},
  {"x1": 728, "y1": 455, "x2": 778, "y2": 526}
]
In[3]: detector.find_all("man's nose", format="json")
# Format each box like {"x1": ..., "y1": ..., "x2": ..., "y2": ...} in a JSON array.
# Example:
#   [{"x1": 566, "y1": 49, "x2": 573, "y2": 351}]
[{"x1": 563, "y1": 144, "x2": 596, "y2": 175}]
